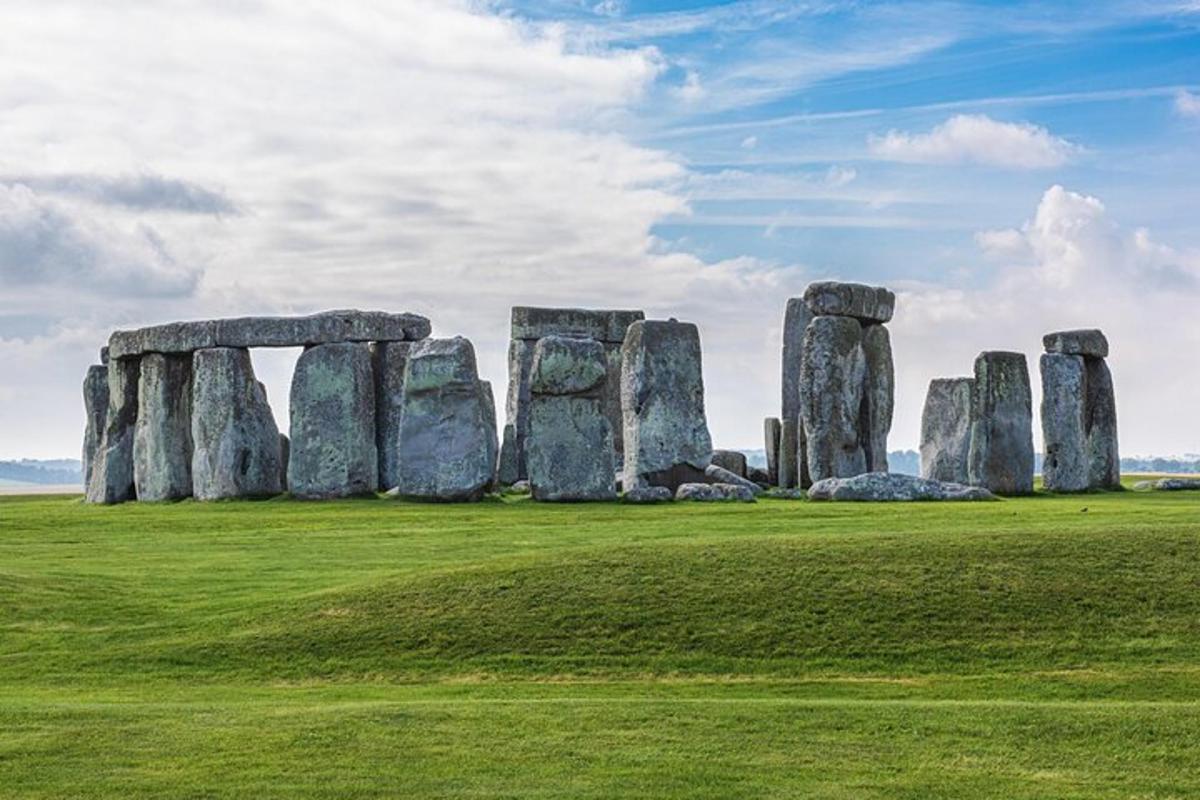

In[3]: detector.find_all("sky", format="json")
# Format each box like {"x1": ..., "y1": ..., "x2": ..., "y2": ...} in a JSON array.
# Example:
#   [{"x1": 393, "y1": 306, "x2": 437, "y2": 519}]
[{"x1": 1, "y1": 0, "x2": 1198, "y2": 459}]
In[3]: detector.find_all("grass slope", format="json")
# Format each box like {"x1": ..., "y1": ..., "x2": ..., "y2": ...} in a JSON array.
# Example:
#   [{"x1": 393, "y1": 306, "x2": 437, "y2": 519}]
[{"x1": 2, "y1": 486, "x2": 1199, "y2": 798}]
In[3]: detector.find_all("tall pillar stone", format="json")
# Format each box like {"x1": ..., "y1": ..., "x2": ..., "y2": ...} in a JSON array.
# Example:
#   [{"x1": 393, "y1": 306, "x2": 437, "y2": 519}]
[
  {"x1": 191, "y1": 347, "x2": 283, "y2": 500},
  {"x1": 133, "y1": 353, "x2": 194, "y2": 501},
  {"x1": 479, "y1": 379, "x2": 499, "y2": 490},
  {"x1": 1040, "y1": 329, "x2": 1119, "y2": 491},
  {"x1": 288, "y1": 342, "x2": 378, "y2": 499},
  {"x1": 919, "y1": 377, "x2": 973, "y2": 483},
  {"x1": 967, "y1": 351, "x2": 1034, "y2": 495},
  {"x1": 779, "y1": 298, "x2": 813, "y2": 488},
  {"x1": 85, "y1": 356, "x2": 140, "y2": 504},
  {"x1": 1085, "y1": 358, "x2": 1120, "y2": 489},
  {"x1": 800, "y1": 316, "x2": 867, "y2": 483},
  {"x1": 621, "y1": 319, "x2": 713, "y2": 492},
  {"x1": 860, "y1": 323, "x2": 894, "y2": 473},
  {"x1": 763, "y1": 417, "x2": 781, "y2": 486},
  {"x1": 82, "y1": 364, "x2": 109, "y2": 491},
  {"x1": 372, "y1": 341, "x2": 411, "y2": 491}
]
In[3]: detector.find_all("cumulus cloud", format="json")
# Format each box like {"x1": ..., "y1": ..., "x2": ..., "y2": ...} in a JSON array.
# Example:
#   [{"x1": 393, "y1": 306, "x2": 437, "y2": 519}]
[
  {"x1": 869, "y1": 114, "x2": 1078, "y2": 168},
  {"x1": 1, "y1": 174, "x2": 237, "y2": 215},
  {"x1": 1176, "y1": 89, "x2": 1200, "y2": 118}
]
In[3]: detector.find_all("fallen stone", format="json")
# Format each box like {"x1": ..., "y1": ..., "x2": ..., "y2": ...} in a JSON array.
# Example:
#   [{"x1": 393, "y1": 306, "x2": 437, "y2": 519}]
[
  {"x1": 507, "y1": 479, "x2": 532, "y2": 495},
  {"x1": 190, "y1": 347, "x2": 283, "y2": 500},
  {"x1": 623, "y1": 486, "x2": 672, "y2": 503},
  {"x1": 919, "y1": 377, "x2": 974, "y2": 484},
  {"x1": 1133, "y1": 478, "x2": 1200, "y2": 491},
  {"x1": 676, "y1": 482, "x2": 756, "y2": 502},
  {"x1": 82, "y1": 364, "x2": 109, "y2": 490},
  {"x1": 800, "y1": 315, "x2": 866, "y2": 483},
  {"x1": 85, "y1": 356, "x2": 139, "y2": 504},
  {"x1": 395, "y1": 337, "x2": 496, "y2": 501},
  {"x1": 704, "y1": 463, "x2": 764, "y2": 496},
  {"x1": 861, "y1": 323, "x2": 894, "y2": 473},
  {"x1": 133, "y1": 353, "x2": 194, "y2": 501},
  {"x1": 710, "y1": 449, "x2": 748, "y2": 478},
  {"x1": 371, "y1": 341, "x2": 411, "y2": 492},
  {"x1": 1041, "y1": 353, "x2": 1089, "y2": 492},
  {"x1": 1043, "y1": 329, "x2": 1109, "y2": 359},
  {"x1": 967, "y1": 351, "x2": 1034, "y2": 496},
  {"x1": 808, "y1": 472, "x2": 996, "y2": 502},
  {"x1": 803, "y1": 281, "x2": 895, "y2": 324},
  {"x1": 288, "y1": 342, "x2": 378, "y2": 499},
  {"x1": 763, "y1": 417, "x2": 781, "y2": 485}
]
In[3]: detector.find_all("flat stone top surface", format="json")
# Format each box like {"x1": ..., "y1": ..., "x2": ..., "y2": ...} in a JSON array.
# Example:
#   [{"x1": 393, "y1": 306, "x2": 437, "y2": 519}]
[
  {"x1": 108, "y1": 310, "x2": 431, "y2": 359},
  {"x1": 1043, "y1": 329, "x2": 1108, "y2": 358},
  {"x1": 511, "y1": 306, "x2": 644, "y2": 343},
  {"x1": 802, "y1": 281, "x2": 895, "y2": 323}
]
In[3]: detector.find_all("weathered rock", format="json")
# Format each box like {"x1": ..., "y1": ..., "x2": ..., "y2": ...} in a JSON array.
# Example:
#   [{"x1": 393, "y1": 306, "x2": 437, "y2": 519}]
[
  {"x1": 800, "y1": 316, "x2": 866, "y2": 483},
  {"x1": 765, "y1": 487, "x2": 805, "y2": 499},
  {"x1": 497, "y1": 423, "x2": 520, "y2": 486},
  {"x1": 704, "y1": 463, "x2": 763, "y2": 496},
  {"x1": 675, "y1": 482, "x2": 756, "y2": 502},
  {"x1": 763, "y1": 417, "x2": 781, "y2": 485},
  {"x1": 967, "y1": 351, "x2": 1034, "y2": 495},
  {"x1": 711, "y1": 449, "x2": 748, "y2": 478},
  {"x1": 85, "y1": 356, "x2": 139, "y2": 504},
  {"x1": 511, "y1": 307, "x2": 643, "y2": 343},
  {"x1": 479, "y1": 380, "x2": 499, "y2": 491},
  {"x1": 808, "y1": 472, "x2": 996, "y2": 502},
  {"x1": 621, "y1": 319, "x2": 713, "y2": 492},
  {"x1": 279, "y1": 434, "x2": 290, "y2": 490},
  {"x1": 919, "y1": 377, "x2": 974, "y2": 484},
  {"x1": 777, "y1": 417, "x2": 801, "y2": 489},
  {"x1": 108, "y1": 310, "x2": 431, "y2": 360},
  {"x1": 860, "y1": 323, "x2": 893, "y2": 473},
  {"x1": 526, "y1": 336, "x2": 615, "y2": 501},
  {"x1": 99, "y1": 346, "x2": 110, "y2": 365},
  {"x1": 779, "y1": 298, "x2": 814, "y2": 488},
  {"x1": 803, "y1": 281, "x2": 895, "y2": 324},
  {"x1": 499, "y1": 338, "x2": 535, "y2": 482},
  {"x1": 1043, "y1": 329, "x2": 1108, "y2": 359},
  {"x1": 371, "y1": 341, "x2": 411, "y2": 492},
  {"x1": 190, "y1": 347, "x2": 283, "y2": 500},
  {"x1": 1041, "y1": 354, "x2": 1089, "y2": 492},
  {"x1": 1133, "y1": 478, "x2": 1200, "y2": 491},
  {"x1": 288, "y1": 343, "x2": 378, "y2": 499},
  {"x1": 623, "y1": 486, "x2": 672, "y2": 503},
  {"x1": 395, "y1": 337, "x2": 495, "y2": 501},
  {"x1": 133, "y1": 353, "x2": 193, "y2": 501},
  {"x1": 747, "y1": 466, "x2": 770, "y2": 485},
  {"x1": 82, "y1": 364, "x2": 109, "y2": 490},
  {"x1": 1085, "y1": 358, "x2": 1120, "y2": 490}
]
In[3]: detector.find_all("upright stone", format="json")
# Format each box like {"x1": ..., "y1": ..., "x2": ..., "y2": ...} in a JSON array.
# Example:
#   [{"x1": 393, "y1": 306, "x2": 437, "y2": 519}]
[
  {"x1": 372, "y1": 341, "x2": 411, "y2": 491},
  {"x1": 919, "y1": 378, "x2": 973, "y2": 483},
  {"x1": 133, "y1": 353, "x2": 194, "y2": 501},
  {"x1": 85, "y1": 356, "x2": 139, "y2": 504},
  {"x1": 1041, "y1": 354, "x2": 1089, "y2": 492},
  {"x1": 763, "y1": 417, "x2": 781, "y2": 486},
  {"x1": 779, "y1": 298, "x2": 813, "y2": 488},
  {"x1": 711, "y1": 449, "x2": 748, "y2": 479},
  {"x1": 800, "y1": 316, "x2": 866, "y2": 482},
  {"x1": 479, "y1": 380, "x2": 499, "y2": 490},
  {"x1": 621, "y1": 320, "x2": 713, "y2": 492},
  {"x1": 288, "y1": 342, "x2": 378, "y2": 499},
  {"x1": 967, "y1": 351, "x2": 1034, "y2": 495},
  {"x1": 191, "y1": 347, "x2": 283, "y2": 500},
  {"x1": 526, "y1": 336, "x2": 615, "y2": 501},
  {"x1": 860, "y1": 323, "x2": 893, "y2": 473},
  {"x1": 500, "y1": 338, "x2": 536, "y2": 483},
  {"x1": 82, "y1": 364, "x2": 109, "y2": 490},
  {"x1": 395, "y1": 337, "x2": 495, "y2": 501},
  {"x1": 1086, "y1": 358, "x2": 1120, "y2": 489}
]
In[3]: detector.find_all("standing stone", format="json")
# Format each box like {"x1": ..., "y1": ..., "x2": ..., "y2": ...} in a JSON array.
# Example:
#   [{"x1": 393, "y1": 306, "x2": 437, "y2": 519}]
[
  {"x1": 779, "y1": 298, "x2": 813, "y2": 488},
  {"x1": 1041, "y1": 354, "x2": 1089, "y2": 492},
  {"x1": 860, "y1": 324, "x2": 893, "y2": 473},
  {"x1": 967, "y1": 351, "x2": 1034, "y2": 495},
  {"x1": 621, "y1": 320, "x2": 713, "y2": 492},
  {"x1": 191, "y1": 347, "x2": 283, "y2": 500},
  {"x1": 133, "y1": 353, "x2": 194, "y2": 501},
  {"x1": 778, "y1": 418, "x2": 800, "y2": 489},
  {"x1": 800, "y1": 316, "x2": 866, "y2": 483},
  {"x1": 395, "y1": 337, "x2": 495, "y2": 501},
  {"x1": 711, "y1": 449, "x2": 748, "y2": 478},
  {"x1": 479, "y1": 379, "x2": 499, "y2": 490},
  {"x1": 85, "y1": 356, "x2": 140, "y2": 504},
  {"x1": 288, "y1": 342, "x2": 378, "y2": 499},
  {"x1": 1085, "y1": 358, "x2": 1120, "y2": 489},
  {"x1": 371, "y1": 341, "x2": 411, "y2": 491},
  {"x1": 82, "y1": 364, "x2": 109, "y2": 490},
  {"x1": 500, "y1": 338, "x2": 536, "y2": 483},
  {"x1": 763, "y1": 417, "x2": 781, "y2": 486},
  {"x1": 279, "y1": 434, "x2": 290, "y2": 491},
  {"x1": 526, "y1": 336, "x2": 615, "y2": 501},
  {"x1": 919, "y1": 378, "x2": 974, "y2": 484}
]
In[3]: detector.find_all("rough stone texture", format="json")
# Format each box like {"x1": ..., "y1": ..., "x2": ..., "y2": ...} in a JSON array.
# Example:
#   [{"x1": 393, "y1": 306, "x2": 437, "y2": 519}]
[
  {"x1": 100, "y1": 346, "x2": 110, "y2": 365},
  {"x1": 800, "y1": 316, "x2": 867, "y2": 483},
  {"x1": 82, "y1": 364, "x2": 109, "y2": 490},
  {"x1": 861, "y1": 323, "x2": 894, "y2": 473},
  {"x1": 133, "y1": 353, "x2": 194, "y2": 501},
  {"x1": 85, "y1": 356, "x2": 139, "y2": 504},
  {"x1": 765, "y1": 487, "x2": 805, "y2": 499},
  {"x1": 108, "y1": 310, "x2": 431, "y2": 360},
  {"x1": 967, "y1": 351, "x2": 1034, "y2": 496},
  {"x1": 704, "y1": 463, "x2": 763, "y2": 496},
  {"x1": 371, "y1": 341, "x2": 411, "y2": 492},
  {"x1": 675, "y1": 482, "x2": 756, "y2": 502},
  {"x1": 288, "y1": 343, "x2": 378, "y2": 499},
  {"x1": 1133, "y1": 478, "x2": 1200, "y2": 491},
  {"x1": 747, "y1": 466, "x2": 770, "y2": 485},
  {"x1": 623, "y1": 486, "x2": 672, "y2": 503},
  {"x1": 190, "y1": 347, "x2": 283, "y2": 501},
  {"x1": 500, "y1": 338, "x2": 536, "y2": 482},
  {"x1": 497, "y1": 423, "x2": 520, "y2": 486},
  {"x1": 779, "y1": 298, "x2": 814, "y2": 488},
  {"x1": 808, "y1": 472, "x2": 996, "y2": 502},
  {"x1": 279, "y1": 434, "x2": 290, "y2": 491},
  {"x1": 511, "y1": 307, "x2": 643, "y2": 343},
  {"x1": 919, "y1": 377, "x2": 974, "y2": 483},
  {"x1": 710, "y1": 449, "x2": 748, "y2": 478},
  {"x1": 526, "y1": 337, "x2": 615, "y2": 501},
  {"x1": 1085, "y1": 358, "x2": 1120, "y2": 490},
  {"x1": 763, "y1": 417, "x2": 781, "y2": 485},
  {"x1": 395, "y1": 337, "x2": 496, "y2": 501},
  {"x1": 621, "y1": 319, "x2": 713, "y2": 492},
  {"x1": 1041, "y1": 354, "x2": 1089, "y2": 492},
  {"x1": 777, "y1": 417, "x2": 801, "y2": 489},
  {"x1": 1043, "y1": 329, "x2": 1109, "y2": 359},
  {"x1": 803, "y1": 281, "x2": 895, "y2": 324},
  {"x1": 479, "y1": 380, "x2": 499, "y2": 491}
]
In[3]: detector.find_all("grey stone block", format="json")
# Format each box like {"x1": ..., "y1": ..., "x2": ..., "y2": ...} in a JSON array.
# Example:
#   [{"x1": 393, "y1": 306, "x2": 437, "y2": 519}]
[
  {"x1": 861, "y1": 323, "x2": 893, "y2": 473},
  {"x1": 85, "y1": 356, "x2": 139, "y2": 504},
  {"x1": 919, "y1": 377, "x2": 974, "y2": 483},
  {"x1": 967, "y1": 351, "x2": 1034, "y2": 495},
  {"x1": 371, "y1": 341, "x2": 411, "y2": 492},
  {"x1": 1043, "y1": 329, "x2": 1108, "y2": 358},
  {"x1": 808, "y1": 472, "x2": 995, "y2": 501},
  {"x1": 133, "y1": 353, "x2": 193, "y2": 501},
  {"x1": 800, "y1": 316, "x2": 866, "y2": 483},
  {"x1": 803, "y1": 281, "x2": 895, "y2": 323},
  {"x1": 82, "y1": 364, "x2": 109, "y2": 490}
]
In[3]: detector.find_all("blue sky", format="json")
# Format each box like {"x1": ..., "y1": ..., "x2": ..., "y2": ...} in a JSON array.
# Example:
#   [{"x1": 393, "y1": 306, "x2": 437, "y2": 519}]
[{"x1": 0, "y1": 0, "x2": 1198, "y2": 458}]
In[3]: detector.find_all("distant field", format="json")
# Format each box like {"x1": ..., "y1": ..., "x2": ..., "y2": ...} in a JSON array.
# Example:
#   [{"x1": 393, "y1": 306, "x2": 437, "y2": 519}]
[{"x1": 2, "y1": 482, "x2": 1199, "y2": 798}]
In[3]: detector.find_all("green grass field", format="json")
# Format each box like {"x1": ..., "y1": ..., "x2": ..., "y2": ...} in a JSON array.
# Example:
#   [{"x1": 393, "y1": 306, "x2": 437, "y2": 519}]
[{"x1": 2, "y1": 484, "x2": 1199, "y2": 798}]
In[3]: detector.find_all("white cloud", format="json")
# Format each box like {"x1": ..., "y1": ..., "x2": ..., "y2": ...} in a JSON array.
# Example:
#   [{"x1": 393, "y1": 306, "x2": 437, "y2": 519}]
[
  {"x1": 740, "y1": 136, "x2": 758, "y2": 150},
  {"x1": 824, "y1": 165, "x2": 857, "y2": 187},
  {"x1": 674, "y1": 70, "x2": 705, "y2": 103},
  {"x1": 869, "y1": 114, "x2": 1078, "y2": 168},
  {"x1": 1175, "y1": 89, "x2": 1200, "y2": 118}
]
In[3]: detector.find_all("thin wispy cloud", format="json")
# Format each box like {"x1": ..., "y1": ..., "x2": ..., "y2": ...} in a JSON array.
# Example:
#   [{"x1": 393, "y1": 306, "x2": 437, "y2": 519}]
[{"x1": 1176, "y1": 89, "x2": 1200, "y2": 118}]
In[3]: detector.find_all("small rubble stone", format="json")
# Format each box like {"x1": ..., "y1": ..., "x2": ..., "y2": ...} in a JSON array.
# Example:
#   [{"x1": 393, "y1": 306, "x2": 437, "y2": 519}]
[
  {"x1": 623, "y1": 486, "x2": 672, "y2": 503},
  {"x1": 765, "y1": 487, "x2": 805, "y2": 499}
]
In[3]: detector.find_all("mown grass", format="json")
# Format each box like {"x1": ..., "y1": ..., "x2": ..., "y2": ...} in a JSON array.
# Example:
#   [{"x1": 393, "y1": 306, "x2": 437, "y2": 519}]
[{"x1": 1, "y1": 484, "x2": 1199, "y2": 798}]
